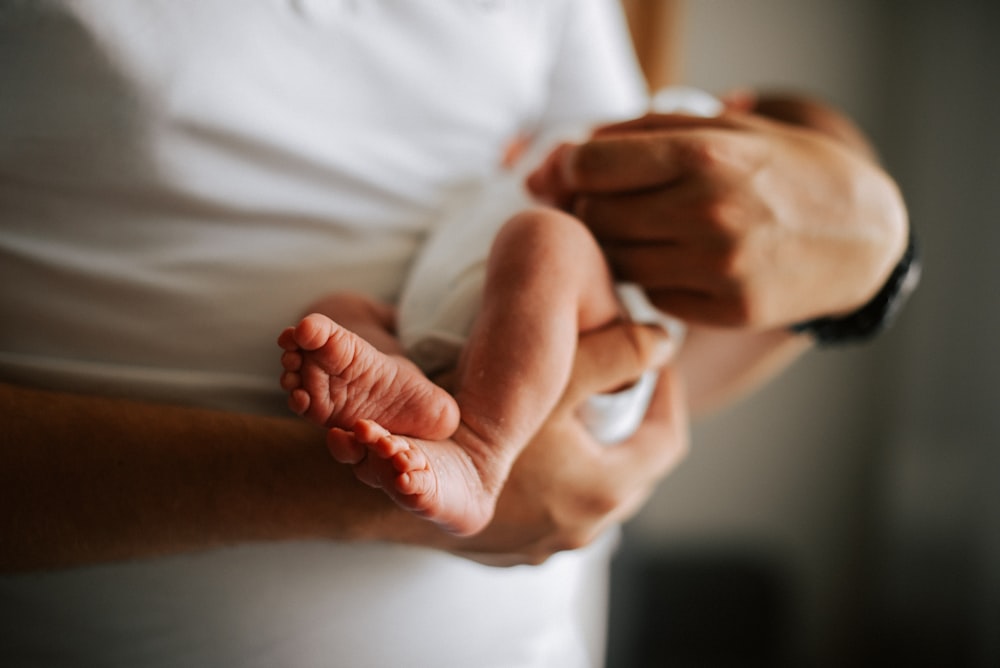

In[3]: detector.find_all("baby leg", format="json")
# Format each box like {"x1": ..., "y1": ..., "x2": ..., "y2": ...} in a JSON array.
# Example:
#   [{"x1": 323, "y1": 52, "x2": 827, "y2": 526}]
[
  {"x1": 278, "y1": 309, "x2": 460, "y2": 442},
  {"x1": 342, "y1": 208, "x2": 625, "y2": 534},
  {"x1": 449, "y1": 207, "x2": 626, "y2": 471}
]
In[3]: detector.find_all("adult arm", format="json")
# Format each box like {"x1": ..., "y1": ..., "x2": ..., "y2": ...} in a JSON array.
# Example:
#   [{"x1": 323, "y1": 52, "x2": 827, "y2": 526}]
[
  {"x1": 0, "y1": 322, "x2": 679, "y2": 572},
  {"x1": 0, "y1": 380, "x2": 384, "y2": 571},
  {"x1": 528, "y1": 92, "x2": 910, "y2": 413}
]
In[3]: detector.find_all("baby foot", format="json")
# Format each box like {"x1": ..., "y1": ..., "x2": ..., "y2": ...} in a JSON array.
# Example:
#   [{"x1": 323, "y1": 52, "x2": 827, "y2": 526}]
[
  {"x1": 330, "y1": 419, "x2": 506, "y2": 536},
  {"x1": 278, "y1": 313, "x2": 459, "y2": 440}
]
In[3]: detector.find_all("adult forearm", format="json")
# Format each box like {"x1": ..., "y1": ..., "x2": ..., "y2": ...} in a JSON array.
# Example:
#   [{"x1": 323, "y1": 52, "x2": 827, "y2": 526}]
[
  {"x1": 676, "y1": 325, "x2": 810, "y2": 416},
  {"x1": 0, "y1": 381, "x2": 400, "y2": 572}
]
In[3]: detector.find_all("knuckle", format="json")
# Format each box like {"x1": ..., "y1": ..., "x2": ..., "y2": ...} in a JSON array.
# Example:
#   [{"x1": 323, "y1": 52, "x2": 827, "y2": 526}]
[
  {"x1": 699, "y1": 208, "x2": 751, "y2": 278},
  {"x1": 681, "y1": 141, "x2": 713, "y2": 171},
  {"x1": 702, "y1": 197, "x2": 748, "y2": 239},
  {"x1": 681, "y1": 135, "x2": 737, "y2": 173},
  {"x1": 578, "y1": 484, "x2": 624, "y2": 518},
  {"x1": 716, "y1": 242, "x2": 746, "y2": 282},
  {"x1": 554, "y1": 528, "x2": 598, "y2": 553}
]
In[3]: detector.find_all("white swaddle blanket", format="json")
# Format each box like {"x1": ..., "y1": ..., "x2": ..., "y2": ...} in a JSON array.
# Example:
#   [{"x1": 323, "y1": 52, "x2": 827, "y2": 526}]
[{"x1": 398, "y1": 86, "x2": 723, "y2": 444}]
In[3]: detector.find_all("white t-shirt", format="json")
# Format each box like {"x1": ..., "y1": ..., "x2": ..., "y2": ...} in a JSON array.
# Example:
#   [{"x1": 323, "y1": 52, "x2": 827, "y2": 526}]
[{"x1": 0, "y1": 1, "x2": 647, "y2": 665}]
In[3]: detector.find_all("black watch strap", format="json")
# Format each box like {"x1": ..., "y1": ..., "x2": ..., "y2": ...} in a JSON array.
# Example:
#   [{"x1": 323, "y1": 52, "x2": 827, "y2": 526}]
[{"x1": 791, "y1": 230, "x2": 921, "y2": 345}]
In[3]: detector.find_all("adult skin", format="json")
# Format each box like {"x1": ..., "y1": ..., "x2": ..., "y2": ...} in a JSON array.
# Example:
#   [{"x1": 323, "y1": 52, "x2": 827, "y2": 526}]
[
  {"x1": 0, "y1": 323, "x2": 685, "y2": 572},
  {"x1": 528, "y1": 92, "x2": 910, "y2": 411}
]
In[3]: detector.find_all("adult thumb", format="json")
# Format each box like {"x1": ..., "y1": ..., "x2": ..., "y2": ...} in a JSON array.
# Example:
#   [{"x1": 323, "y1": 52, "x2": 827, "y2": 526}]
[{"x1": 564, "y1": 322, "x2": 677, "y2": 410}]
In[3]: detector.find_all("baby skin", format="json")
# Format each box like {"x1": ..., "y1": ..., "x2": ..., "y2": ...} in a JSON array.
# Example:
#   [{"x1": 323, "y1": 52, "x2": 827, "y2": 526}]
[{"x1": 279, "y1": 208, "x2": 625, "y2": 536}]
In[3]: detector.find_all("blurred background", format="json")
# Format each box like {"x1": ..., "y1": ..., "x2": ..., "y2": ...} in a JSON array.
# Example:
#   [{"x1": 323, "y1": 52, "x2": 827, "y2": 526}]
[{"x1": 608, "y1": 1, "x2": 999, "y2": 666}]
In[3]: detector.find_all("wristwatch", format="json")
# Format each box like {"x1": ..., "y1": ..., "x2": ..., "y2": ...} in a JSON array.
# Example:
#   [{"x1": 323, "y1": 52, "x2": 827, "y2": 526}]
[{"x1": 791, "y1": 230, "x2": 921, "y2": 345}]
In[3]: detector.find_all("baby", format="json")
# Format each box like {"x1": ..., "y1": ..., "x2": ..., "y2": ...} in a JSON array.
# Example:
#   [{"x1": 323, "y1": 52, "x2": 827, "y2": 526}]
[{"x1": 279, "y1": 89, "x2": 719, "y2": 536}]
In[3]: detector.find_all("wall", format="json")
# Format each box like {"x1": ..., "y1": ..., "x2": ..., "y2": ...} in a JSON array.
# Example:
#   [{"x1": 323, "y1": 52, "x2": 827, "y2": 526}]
[{"x1": 608, "y1": 2, "x2": 1000, "y2": 666}]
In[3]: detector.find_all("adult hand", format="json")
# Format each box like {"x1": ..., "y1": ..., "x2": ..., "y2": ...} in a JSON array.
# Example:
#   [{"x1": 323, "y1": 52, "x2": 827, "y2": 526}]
[
  {"x1": 446, "y1": 322, "x2": 688, "y2": 566},
  {"x1": 527, "y1": 100, "x2": 909, "y2": 329}
]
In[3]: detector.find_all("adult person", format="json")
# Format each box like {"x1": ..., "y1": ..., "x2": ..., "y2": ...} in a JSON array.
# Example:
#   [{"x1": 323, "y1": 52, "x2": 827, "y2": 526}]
[{"x1": 0, "y1": 1, "x2": 911, "y2": 667}]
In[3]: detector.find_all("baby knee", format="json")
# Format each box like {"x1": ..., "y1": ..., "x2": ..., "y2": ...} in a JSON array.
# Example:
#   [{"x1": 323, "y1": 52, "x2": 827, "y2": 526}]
[{"x1": 498, "y1": 207, "x2": 594, "y2": 258}]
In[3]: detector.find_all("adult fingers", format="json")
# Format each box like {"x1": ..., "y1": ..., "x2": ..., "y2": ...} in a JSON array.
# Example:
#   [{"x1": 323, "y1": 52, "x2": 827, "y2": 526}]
[
  {"x1": 590, "y1": 111, "x2": 742, "y2": 137},
  {"x1": 641, "y1": 289, "x2": 746, "y2": 327},
  {"x1": 563, "y1": 322, "x2": 678, "y2": 409},
  {"x1": 574, "y1": 183, "x2": 716, "y2": 243},
  {"x1": 526, "y1": 117, "x2": 741, "y2": 201},
  {"x1": 591, "y1": 240, "x2": 757, "y2": 326},
  {"x1": 601, "y1": 242, "x2": 734, "y2": 293},
  {"x1": 591, "y1": 368, "x2": 690, "y2": 523},
  {"x1": 560, "y1": 133, "x2": 691, "y2": 192},
  {"x1": 564, "y1": 126, "x2": 761, "y2": 194},
  {"x1": 451, "y1": 362, "x2": 691, "y2": 566}
]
